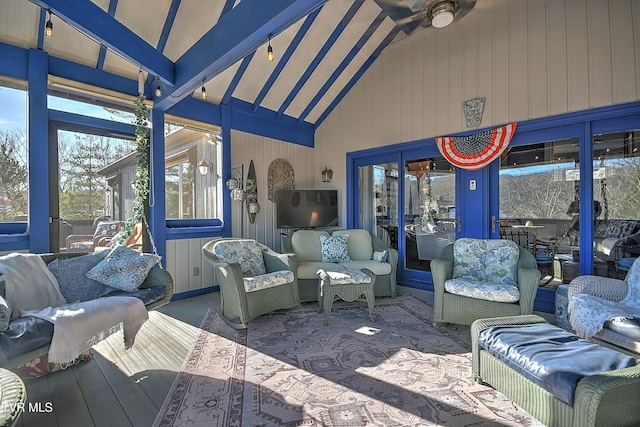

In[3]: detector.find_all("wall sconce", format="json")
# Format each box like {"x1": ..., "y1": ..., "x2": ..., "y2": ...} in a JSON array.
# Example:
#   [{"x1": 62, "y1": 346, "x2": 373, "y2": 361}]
[
  {"x1": 45, "y1": 10, "x2": 54, "y2": 38},
  {"x1": 197, "y1": 158, "x2": 212, "y2": 175},
  {"x1": 321, "y1": 167, "x2": 333, "y2": 182}
]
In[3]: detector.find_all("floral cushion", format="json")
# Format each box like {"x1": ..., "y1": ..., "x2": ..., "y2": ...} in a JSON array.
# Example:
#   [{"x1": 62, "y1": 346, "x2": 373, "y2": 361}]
[
  {"x1": 444, "y1": 279, "x2": 520, "y2": 303},
  {"x1": 0, "y1": 295, "x2": 10, "y2": 332},
  {"x1": 452, "y1": 238, "x2": 519, "y2": 286},
  {"x1": 86, "y1": 245, "x2": 160, "y2": 292},
  {"x1": 604, "y1": 220, "x2": 638, "y2": 239},
  {"x1": 213, "y1": 240, "x2": 266, "y2": 277},
  {"x1": 48, "y1": 251, "x2": 115, "y2": 303},
  {"x1": 317, "y1": 268, "x2": 372, "y2": 285},
  {"x1": 373, "y1": 250, "x2": 388, "y2": 262},
  {"x1": 319, "y1": 235, "x2": 350, "y2": 263},
  {"x1": 14, "y1": 350, "x2": 92, "y2": 379},
  {"x1": 242, "y1": 270, "x2": 294, "y2": 293}
]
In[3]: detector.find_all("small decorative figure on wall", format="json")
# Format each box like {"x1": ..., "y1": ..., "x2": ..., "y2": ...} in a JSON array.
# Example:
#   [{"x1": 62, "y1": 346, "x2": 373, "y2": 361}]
[{"x1": 463, "y1": 97, "x2": 486, "y2": 128}]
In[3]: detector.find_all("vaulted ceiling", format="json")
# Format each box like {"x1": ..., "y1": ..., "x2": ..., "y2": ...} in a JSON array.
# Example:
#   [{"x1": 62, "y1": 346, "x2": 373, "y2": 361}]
[{"x1": 0, "y1": 0, "x2": 476, "y2": 130}]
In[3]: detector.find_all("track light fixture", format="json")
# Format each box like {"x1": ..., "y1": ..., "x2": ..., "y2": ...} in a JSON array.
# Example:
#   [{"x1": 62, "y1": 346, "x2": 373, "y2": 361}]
[
  {"x1": 45, "y1": 10, "x2": 53, "y2": 38},
  {"x1": 267, "y1": 34, "x2": 274, "y2": 61}
]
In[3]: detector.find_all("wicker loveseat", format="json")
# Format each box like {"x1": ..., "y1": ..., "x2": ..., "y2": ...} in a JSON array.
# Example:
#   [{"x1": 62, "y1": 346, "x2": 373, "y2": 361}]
[
  {"x1": 472, "y1": 315, "x2": 640, "y2": 427},
  {"x1": 0, "y1": 251, "x2": 173, "y2": 375},
  {"x1": 566, "y1": 218, "x2": 640, "y2": 262},
  {"x1": 282, "y1": 229, "x2": 398, "y2": 302}
]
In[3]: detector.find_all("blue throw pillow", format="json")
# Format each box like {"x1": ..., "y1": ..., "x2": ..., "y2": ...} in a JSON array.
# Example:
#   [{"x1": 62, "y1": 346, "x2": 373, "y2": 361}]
[
  {"x1": 48, "y1": 251, "x2": 115, "y2": 303},
  {"x1": 319, "y1": 234, "x2": 350, "y2": 263},
  {"x1": 86, "y1": 245, "x2": 160, "y2": 292}
]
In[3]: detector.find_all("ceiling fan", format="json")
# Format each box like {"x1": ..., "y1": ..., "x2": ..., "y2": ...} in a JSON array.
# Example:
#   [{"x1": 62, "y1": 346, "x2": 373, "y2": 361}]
[{"x1": 393, "y1": 0, "x2": 477, "y2": 31}]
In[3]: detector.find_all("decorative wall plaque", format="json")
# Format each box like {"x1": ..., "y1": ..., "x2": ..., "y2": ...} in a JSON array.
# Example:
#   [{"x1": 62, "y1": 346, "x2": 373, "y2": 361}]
[
  {"x1": 267, "y1": 159, "x2": 295, "y2": 201},
  {"x1": 463, "y1": 97, "x2": 486, "y2": 128}
]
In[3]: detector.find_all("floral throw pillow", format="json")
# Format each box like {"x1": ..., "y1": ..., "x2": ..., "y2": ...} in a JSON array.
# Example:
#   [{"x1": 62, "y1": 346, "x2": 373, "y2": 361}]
[
  {"x1": 86, "y1": 245, "x2": 160, "y2": 292},
  {"x1": 319, "y1": 234, "x2": 350, "y2": 263},
  {"x1": 372, "y1": 250, "x2": 388, "y2": 263}
]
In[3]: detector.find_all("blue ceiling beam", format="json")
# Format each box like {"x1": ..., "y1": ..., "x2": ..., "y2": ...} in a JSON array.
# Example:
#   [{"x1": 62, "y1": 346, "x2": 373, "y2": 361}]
[
  {"x1": 49, "y1": 55, "x2": 139, "y2": 96},
  {"x1": 30, "y1": 0, "x2": 174, "y2": 84},
  {"x1": 229, "y1": 98, "x2": 314, "y2": 147},
  {"x1": 371, "y1": 0, "x2": 419, "y2": 35},
  {"x1": 222, "y1": 52, "x2": 255, "y2": 105},
  {"x1": 37, "y1": 8, "x2": 46, "y2": 50},
  {"x1": 0, "y1": 42, "x2": 29, "y2": 80},
  {"x1": 252, "y1": 8, "x2": 321, "y2": 112},
  {"x1": 96, "y1": 0, "x2": 119, "y2": 71},
  {"x1": 157, "y1": 0, "x2": 181, "y2": 54},
  {"x1": 220, "y1": 0, "x2": 236, "y2": 17},
  {"x1": 155, "y1": 0, "x2": 328, "y2": 110},
  {"x1": 299, "y1": 12, "x2": 386, "y2": 124},
  {"x1": 277, "y1": 0, "x2": 363, "y2": 118},
  {"x1": 315, "y1": 26, "x2": 400, "y2": 126}
]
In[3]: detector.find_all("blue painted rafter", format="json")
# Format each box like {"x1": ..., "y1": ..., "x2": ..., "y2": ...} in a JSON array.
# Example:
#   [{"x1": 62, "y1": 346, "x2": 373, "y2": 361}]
[
  {"x1": 29, "y1": 0, "x2": 174, "y2": 84},
  {"x1": 251, "y1": 8, "x2": 321, "y2": 112},
  {"x1": 96, "y1": 0, "x2": 119, "y2": 71},
  {"x1": 315, "y1": 26, "x2": 400, "y2": 126},
  {"x1": 298, "y1": 12, "x2": 386, "y2": 124},
  {"x1": 157, "y1": 0, "x2": 328, "y2": 110},
  {"x1": 222, "y1": 52, "x2": 255, "y2": 105},
  {"x1": 277, "y1": 0, "x2": 364, "y2": 118},
  {"x1": 157, "y1": 0, "x2": 181, "y2": 54},
  {"x1": 37, "y1": 8, "x2": 46, "y2": 50},
  {"x1": 220, "y1": 0, "x2": 236, "y2": 17}
]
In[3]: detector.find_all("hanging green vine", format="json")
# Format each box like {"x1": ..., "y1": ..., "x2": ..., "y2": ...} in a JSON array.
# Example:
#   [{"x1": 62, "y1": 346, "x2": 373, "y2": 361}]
[{"x1": 118, "y1": 94, "x2": 149, "y2": 244}]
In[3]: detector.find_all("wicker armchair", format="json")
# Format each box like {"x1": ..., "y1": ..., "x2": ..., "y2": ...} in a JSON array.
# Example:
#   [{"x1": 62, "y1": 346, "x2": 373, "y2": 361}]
[
  {"x1": 431, "y1": 238, "x2": 540, "y2": 326},
  {"x1": 567, "y1": 257, "x2": 640, "y2": 356},
  {"x1": 202, "y1": 238, "x2": 300, "y2": 329}
]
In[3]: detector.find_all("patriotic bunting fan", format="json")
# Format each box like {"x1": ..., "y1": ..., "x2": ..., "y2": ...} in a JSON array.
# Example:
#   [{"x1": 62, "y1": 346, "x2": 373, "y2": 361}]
[{"x1": 435, "y1": 123, "x2": 517, "y2": 171}]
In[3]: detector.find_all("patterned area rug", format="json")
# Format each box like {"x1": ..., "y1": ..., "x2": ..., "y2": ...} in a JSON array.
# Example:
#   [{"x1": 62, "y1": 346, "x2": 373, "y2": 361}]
[{"x1": 154, "y1": 295, "x2": 544, "y2": 427}]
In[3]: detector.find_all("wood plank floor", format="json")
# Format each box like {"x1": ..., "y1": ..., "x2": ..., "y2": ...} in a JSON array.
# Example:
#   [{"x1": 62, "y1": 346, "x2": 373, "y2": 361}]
[
  {"x1": 17, "y1": 293, "x2": 219, "y2": 427},
  {"x1": 14, "y1": 287, "x2": 552, "y2": 427}
]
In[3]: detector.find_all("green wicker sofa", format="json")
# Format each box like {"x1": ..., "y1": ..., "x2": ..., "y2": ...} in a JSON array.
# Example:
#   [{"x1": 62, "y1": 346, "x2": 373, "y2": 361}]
[
  {"x1": 471, "y1": 315, "x2": 640, "y2": 427},
  {"x1": 282, "y1": 229, "x2": 398, "y2": 302},
  {"x1": 0, "y1": 251, "x2": 173, "y2": 373}
]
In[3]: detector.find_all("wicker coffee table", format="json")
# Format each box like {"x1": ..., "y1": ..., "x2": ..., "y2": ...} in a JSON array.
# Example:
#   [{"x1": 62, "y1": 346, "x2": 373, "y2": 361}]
[{"x1": 317, "y1": 268, "x2": 376, "y2": 326}]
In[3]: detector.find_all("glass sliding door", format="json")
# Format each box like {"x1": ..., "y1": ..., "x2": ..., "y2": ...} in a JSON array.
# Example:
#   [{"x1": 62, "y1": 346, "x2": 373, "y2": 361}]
[
  {"x1": 592, "y1": 129, "x2": 640, "y2": 277},
  {"x1": 357, "y1": 162, "x2": 399, "y2": 250},
  {"x1": 403, "y1": 156, "x2": 456, "y2": 273}
]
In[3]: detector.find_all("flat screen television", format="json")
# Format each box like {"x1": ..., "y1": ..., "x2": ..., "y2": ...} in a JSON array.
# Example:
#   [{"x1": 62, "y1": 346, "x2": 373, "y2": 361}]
[{"x1": 275, "y1": 189, "x2": 339, "y2": 229}]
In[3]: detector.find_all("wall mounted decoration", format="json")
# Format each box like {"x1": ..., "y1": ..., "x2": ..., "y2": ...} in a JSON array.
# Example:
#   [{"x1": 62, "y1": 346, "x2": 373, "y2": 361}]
[
  {"x1": 267, "y1": 159, "x2": 295, "y2": 201},
  {"x1": 435, "y1": 123, "x2": 517, "y2": 171},
  {"x1": 245, "y1": 160, "x2": 259, "y2": 224},
  {"x1": 463, "y1": 97, "x2": 486, "y2": 128}
]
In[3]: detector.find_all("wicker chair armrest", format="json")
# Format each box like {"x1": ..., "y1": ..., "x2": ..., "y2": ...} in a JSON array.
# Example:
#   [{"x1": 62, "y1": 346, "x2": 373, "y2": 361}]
[
  {"x1": 263, "y1": 250, "x2": 297, "y2": 273},
  {"x1": 573, "y1": 365, "x2": 640, "y2": 427},
  {"x1": 568, "y1": 275, "x2": 628, "y2": 303}
]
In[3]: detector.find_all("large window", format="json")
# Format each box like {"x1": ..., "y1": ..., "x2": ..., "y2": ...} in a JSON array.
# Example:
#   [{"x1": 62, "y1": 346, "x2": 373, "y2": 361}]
[
  {"x1": 164, "y1": 122, "x2": 222, "y2": 220},
  {"x1": 0, "y1": 85, "x2": 28, "y2": 224}
]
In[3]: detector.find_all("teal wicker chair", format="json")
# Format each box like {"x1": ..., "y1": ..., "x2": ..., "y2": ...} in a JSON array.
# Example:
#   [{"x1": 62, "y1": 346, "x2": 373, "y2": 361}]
[
  {"x1": 431, "y1": 238, "x2": 540, "y2": 326},
  {"x1": 202, "y1": 238, "x2": 300, "y2": 329}
]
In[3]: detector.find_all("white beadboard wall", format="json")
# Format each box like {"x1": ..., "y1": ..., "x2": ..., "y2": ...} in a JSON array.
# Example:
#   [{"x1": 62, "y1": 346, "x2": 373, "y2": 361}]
[
  {"x1": 315, "y1": 0, "x2": 640, "y2": 186},
  {"x1": 165, "y1": 237, "x2": 215, "y2": 295},
  {"x1": 229, "y1": 130, "x2": 318, "y2": 252}
]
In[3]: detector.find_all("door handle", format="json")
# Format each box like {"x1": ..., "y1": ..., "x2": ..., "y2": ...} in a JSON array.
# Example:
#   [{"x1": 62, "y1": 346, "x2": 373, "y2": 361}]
[
  {"x1": 491, "y1": 215, "x2": 497, "y2": 234},
  {"x1": 456, "y1": 216, "x2": 462, "y2": 232}
]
